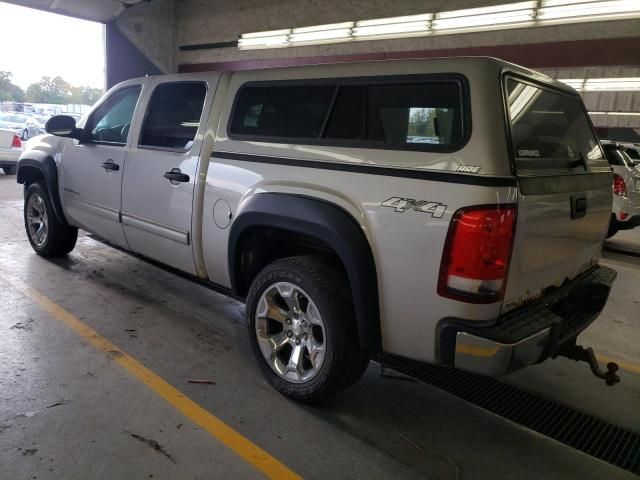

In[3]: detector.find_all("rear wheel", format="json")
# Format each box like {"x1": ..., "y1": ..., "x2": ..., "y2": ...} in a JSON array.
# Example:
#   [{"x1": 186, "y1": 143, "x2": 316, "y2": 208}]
[
  {"x1": 2, "y1": 165, "x2": 17, "y2": 175},
  {"x1": 246, "y1": 256, "x2": 369, "y2": 404},
  {"x1": 24, "y1": 182, "x2": 78, "y2": 257},
  {"x1": 22, "y1": 129, "x2": 29, "y2": 140}
]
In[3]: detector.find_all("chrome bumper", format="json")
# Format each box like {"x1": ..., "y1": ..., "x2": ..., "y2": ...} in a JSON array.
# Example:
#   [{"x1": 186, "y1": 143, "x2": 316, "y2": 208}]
[
  {"x1": 454, "y1": 329, "x2": 550, "y2": 376},
  {"x1": 439, "y1": 265, "x2": 617, "y2": 378}
]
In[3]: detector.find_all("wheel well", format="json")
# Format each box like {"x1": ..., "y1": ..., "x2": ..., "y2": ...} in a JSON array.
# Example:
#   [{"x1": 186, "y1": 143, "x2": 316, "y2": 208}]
[
  {"x1": 234, "y1": 226, "x2": 347, "y2": 299},
  {"x1": 17, "y1": 165, "x2": 45, "y2": 186}
]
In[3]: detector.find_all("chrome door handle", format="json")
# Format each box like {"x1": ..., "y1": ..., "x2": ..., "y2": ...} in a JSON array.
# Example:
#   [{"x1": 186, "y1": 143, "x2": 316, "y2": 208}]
[
  {"x1": 163, "y1": 168, "x2": 190, "y2": 183},
  {"x1": 101, "y1": 159, "x2": 119, "y2": 171}
]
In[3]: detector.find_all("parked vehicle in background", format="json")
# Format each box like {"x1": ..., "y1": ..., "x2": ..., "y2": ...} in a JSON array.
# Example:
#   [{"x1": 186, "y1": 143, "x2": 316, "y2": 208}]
[
  {"x1": 32, "y1": 115, "x2": 50, "y2": 135},
  {"x1": 601, "y1": 142, "x2": 640, "y2": 238},
  {"x1": 0, "y1": 113, "x2": 41, "y2": 140},
  {"x1": 619, "y1": 143, "x2": 640, "y2": 167},
  {"x1": 0, "y1": 128, "x2": 22, "y2": 175},
  {"x1": 16, "y1": 58, "x2": 620, "y2": 402}
]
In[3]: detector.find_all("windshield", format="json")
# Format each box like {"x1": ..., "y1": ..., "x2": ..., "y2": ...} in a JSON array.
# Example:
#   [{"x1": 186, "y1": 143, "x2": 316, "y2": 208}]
[{"x1": 505, "y1": 78, "x2": 603, "y2": 170}]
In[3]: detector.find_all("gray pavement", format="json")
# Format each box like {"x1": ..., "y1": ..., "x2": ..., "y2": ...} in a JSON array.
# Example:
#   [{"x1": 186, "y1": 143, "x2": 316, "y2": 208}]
[{"x1": 0, "y1": 171, "x2": 638, "y2": 479}]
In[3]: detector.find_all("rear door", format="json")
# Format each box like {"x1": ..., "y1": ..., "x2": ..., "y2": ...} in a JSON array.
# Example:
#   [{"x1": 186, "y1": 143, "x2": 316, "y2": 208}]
[
  {"x1": 121, "y1": 76, "x2": 216, "y2": 275},
  {"x1": 502, "y1": 76, "x2": 612, "y2": 312}
]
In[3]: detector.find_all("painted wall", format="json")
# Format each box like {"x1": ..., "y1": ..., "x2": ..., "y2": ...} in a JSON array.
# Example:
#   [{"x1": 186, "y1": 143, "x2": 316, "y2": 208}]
[
  {"x1": 115, "y1": 0, "x2": 640, "y2": 69},
  {"x1": 113, "y1": 0, "x2": 640, "y2": 128}
]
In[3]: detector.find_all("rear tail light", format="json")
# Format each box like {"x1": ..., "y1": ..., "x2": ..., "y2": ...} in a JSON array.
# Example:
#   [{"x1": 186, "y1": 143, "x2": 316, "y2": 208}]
[
  {"x1": 438, "y1": 204, "x2": 517, "y2": 303},
  {"x1": 613, "y1": 174, "x2": 627, "y2": 197},
  {"x1": 11, "y1": 134, "x2": 21, "y2": 148}
]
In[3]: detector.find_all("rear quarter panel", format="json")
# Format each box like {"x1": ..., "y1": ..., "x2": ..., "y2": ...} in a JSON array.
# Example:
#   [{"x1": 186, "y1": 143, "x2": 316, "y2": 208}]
[{"x1": 198, "y1": 58, "x2": 522, "y2": 362}]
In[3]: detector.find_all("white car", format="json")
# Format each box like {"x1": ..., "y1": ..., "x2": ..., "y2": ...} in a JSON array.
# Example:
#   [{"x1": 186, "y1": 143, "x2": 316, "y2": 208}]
[
  {"x1": 601, "y1": 142, "x2": 640, "y2": 237},
  {"x1": 0, "y1": 113, "x2": 41, "y2": 140},
  {"x1": 0, "y1": 128, "x2": 22, "y2": 175},
  {"x1": 618, "y1": 142, "x2": 640, "y2": 167}
]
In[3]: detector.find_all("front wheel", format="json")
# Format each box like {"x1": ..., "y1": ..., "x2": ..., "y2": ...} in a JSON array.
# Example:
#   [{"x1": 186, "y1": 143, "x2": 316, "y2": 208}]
[
  {"x1": 246, "y1": 256, "x2": 369, "y2": 404},
  {"x1": 24, "y1": 182, "x2": 78, "y2": 257}
]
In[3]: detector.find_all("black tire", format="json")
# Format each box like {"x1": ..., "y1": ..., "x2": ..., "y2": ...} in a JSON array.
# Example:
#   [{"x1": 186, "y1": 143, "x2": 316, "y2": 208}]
[
  {"x1": 246, "y1": 255, "x2": 369, "y2": 404},
  {"x1": 24, "y1": 182, "x2": 78, "y2": 257},
  {"x1": 606, "y1": 218, "x2": 618, "y2": 239},
  {"x1": 2, "y1": 165, "x2": 17, "y2": 175},
  {"x1": 22, "y1": 129, "x2": 29, "y2": 140}
]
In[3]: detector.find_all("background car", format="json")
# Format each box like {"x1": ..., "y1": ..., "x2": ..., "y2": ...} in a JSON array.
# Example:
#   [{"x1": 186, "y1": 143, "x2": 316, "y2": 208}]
[
  {"x1": 32, "y1": 115, "x2": 51, "y2": 134},
  {"x1": 0, "y1": 127, "x2": 22, "y2": 175},
  {"x1": 0, "y1": 113, "x2": 41, "y2": 140},
  {"x1": 619, "y1": 142, "x2": 640, "y2": 166},
  {"x1": 601, "y1": 141, "x2": 640, "y2": 237}
]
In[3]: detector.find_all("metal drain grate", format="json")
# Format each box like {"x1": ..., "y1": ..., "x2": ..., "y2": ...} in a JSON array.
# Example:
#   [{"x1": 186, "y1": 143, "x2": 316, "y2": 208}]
[{"x1": 373, "y1": 353, "x2": 640, "y2": 475}]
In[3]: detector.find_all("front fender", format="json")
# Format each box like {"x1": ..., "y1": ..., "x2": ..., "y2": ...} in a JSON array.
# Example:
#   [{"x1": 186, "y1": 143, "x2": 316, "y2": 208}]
[{"x1": 17, "y1": 154, "x2": 68, "y2": 225}]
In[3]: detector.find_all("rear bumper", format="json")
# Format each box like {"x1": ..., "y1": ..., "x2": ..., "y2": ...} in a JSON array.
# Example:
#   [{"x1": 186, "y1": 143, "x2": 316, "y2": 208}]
[
  {"x1": 438, "y1": 266, "x2": 617, "y2": 377},
  {"x1": 0, "y1": 148, "x2": 21, "y2": 164}
]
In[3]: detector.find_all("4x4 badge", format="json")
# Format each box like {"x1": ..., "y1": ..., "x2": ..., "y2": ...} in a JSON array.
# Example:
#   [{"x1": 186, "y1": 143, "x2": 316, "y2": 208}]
[{"x1": 381, "y1": 197, "x2": 447, "y2": 218}]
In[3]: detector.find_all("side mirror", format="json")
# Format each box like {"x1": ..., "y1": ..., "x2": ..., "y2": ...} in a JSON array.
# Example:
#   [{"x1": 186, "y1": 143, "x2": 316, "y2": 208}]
[{"x1": 45, "y1": 115, "x2": 82, "y2": 140}]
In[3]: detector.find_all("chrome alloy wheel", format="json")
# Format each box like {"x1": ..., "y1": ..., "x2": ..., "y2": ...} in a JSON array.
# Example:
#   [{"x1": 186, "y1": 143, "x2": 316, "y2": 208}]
[
  {"x1": 255, "y1": 282, "x2": 326, "y2": 383},
  {"x1": 26, "y1": 193, "x2": 48, "y2": 248}
]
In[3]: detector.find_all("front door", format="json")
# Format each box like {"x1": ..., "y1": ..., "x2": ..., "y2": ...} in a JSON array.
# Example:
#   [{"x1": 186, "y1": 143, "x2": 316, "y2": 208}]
[
  {"x1": 60, "y1": 83, "x2": 143, "y2": 247},
  {"x1": 121, "y1": 79, "x2": 211, "y2": 274}
]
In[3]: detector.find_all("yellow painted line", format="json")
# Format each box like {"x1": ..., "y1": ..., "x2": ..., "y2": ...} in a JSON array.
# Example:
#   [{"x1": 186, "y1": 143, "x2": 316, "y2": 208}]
[
  {"x1": 2, "y1": 273, "x2": 301, "y2": 480},
  {"x1": 455, "y1": 343, "x2": 501, "y2": 358},
  {"x1": 597, "y1": 353, "x2": 640, "y2": 375}
]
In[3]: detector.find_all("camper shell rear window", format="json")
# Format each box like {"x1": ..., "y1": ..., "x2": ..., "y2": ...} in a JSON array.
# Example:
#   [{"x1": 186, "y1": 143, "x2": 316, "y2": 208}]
[{"x1": 504, "y1": 76, "x2": 605, "y2": 171}]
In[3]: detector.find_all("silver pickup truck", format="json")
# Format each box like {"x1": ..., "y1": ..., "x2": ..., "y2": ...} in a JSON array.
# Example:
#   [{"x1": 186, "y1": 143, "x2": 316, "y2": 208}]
[{"x1": 17, "y1": 57, "x2": 618, "y2": 403}]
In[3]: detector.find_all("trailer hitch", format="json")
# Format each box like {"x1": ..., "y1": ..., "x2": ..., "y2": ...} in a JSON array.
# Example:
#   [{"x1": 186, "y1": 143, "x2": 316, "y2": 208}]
[{"x1": 558, "y1": 344, "x2": 620, "y2": 386}]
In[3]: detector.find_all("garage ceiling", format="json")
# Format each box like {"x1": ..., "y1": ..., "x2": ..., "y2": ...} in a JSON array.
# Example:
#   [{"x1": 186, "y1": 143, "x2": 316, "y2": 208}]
[{"x1": 2, "y1": 0, "x2": 136, "y2": 23}]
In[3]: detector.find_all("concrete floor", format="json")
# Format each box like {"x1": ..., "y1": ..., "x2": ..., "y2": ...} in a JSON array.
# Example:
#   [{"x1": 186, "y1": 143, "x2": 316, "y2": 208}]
[{"x1": 0, "y1": 171, "x2": 638, "y2": 480}]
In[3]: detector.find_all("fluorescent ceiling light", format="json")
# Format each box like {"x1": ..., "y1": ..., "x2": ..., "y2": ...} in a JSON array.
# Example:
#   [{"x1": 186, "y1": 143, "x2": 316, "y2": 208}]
[
  {"x1": 585, "y1": 78, "x2": 640, "y2": 91},
  {"x1": 560, "y1": 77, "x2": 640, "y2": 91},
  {"x1": 538, "y1": 0, "x2": 640, "y2": 23},
  {"x1": 289, "y1": 22, "x2": 354, "y2": 43},
  {"x1": 589, "y1": 111, "x2": 640, "y2": 116},
  {"x1": 238, "y1": 0, "x2": 640, "y2": 49},
  {"x1": 558, "y1": 79, "x2": 585, "y2": 90},
  {"x1": 238, "y1": 28, "x2": 290, "y2": 49},
  {"x1": 353, "y1": 14, "x2": 431, "y2": 38},
  {"x1": 432, "y1": 1, "x2": 536, "y2": 32}
]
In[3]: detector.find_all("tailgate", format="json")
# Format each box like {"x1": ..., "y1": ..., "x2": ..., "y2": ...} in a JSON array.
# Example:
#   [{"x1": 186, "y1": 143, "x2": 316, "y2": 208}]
[
  {"x1": 0, "y1": 129, "x2": 14, "y2": 149},
  {"x1": 501, "y1": 76, "x2": 612, "y2": 313}
]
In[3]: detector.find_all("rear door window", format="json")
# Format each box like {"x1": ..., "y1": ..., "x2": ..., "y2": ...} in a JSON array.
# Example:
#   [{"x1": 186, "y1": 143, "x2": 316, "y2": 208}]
[
  {"x1": 229, "y1": 77, "x2": 466, "y2": 152},
  {"x1": 139, "y1": 82, "x2": 207, "y2": 151},
  {"x1": 505, "y1": 78, "x2": 604, "y2": 170}
]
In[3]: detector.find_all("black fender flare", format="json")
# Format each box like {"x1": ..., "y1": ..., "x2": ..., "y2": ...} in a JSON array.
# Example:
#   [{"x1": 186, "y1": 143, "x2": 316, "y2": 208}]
[
  {"x1": 229, "y1": 193, "x2": 381, "y2": 352},
  {"x1": 16, "y1": 154, "x2": 68, "y2": 225}
]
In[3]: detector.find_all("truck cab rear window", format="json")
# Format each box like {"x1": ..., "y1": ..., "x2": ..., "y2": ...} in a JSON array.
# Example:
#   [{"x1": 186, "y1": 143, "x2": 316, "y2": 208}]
[
  {"x1": 229, "y1": 78, "x2": 465, "y2": 151},
  {"x1": 506, "y1": 78, "x2": 604, "y2": 169}
]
